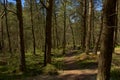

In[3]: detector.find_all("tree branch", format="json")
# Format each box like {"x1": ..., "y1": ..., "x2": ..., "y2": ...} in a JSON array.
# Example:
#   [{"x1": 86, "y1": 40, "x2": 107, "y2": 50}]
[
  {"x1": 0, "y1": 11, "x2": 5, "y2": 19},
  {"x1": 0, "y1": 9, "x2": 17, "y2": 19},
  {"x1": 7, "y1": 9, "x2": 17, "y2": 15},
  {"x1": 40, "y1": 0, "x2": 48, "y2": 10}
]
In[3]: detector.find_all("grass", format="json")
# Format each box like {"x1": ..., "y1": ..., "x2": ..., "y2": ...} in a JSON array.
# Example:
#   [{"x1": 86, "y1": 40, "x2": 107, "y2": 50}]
[
  {"x1": 75, "y1": 53, "x2": 98, "y2": 70},
  {"x1": 0, "y1": 51, "x2": 44, "y2": 80},
  {"x1": 111, "y1": 67, "x2": 120, "y2": 80},
  {"x1": 52, "y1": 57, "x2": 64, "y2": 70},
  {"x1": 0, "y1": 49, "x2": 64, "y2": 80},
  {"x1": 110, "y1": 49, "x2": 120, "y2": 80},
  {"x1": 115, "y1": 45, "x2": 120, "y2": 48},
  {"x1": 42, "y1": 64, "x2": 58, "y2": 75},
  {"x1": 0, "y1": 48, "x2": 120, "y2": 80},
  {"x1": 78, "y1": 60, "x2": 97, "y2": 69}
]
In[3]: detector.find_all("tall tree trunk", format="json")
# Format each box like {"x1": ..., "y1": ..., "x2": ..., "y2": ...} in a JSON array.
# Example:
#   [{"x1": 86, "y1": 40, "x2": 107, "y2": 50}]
[
  {"x1": 91, "y1": 1, "x2": 95, "y2": 48},
  {"x1": 3, "y1": 0, "x2": 12, "y2": 55},
  {"x1": 93, "y1": 10, "x2": 103, "y2": 54},
  {"x1": 44, "y1": 0, "x2": 53, "y2": 66},
  {"x1": 97, "y1": 0, "x2": 117, "y2": 80},
  {"x1": 85, "y1": 0, "x2": 92, "y2": 54},
  {"x1": 69, "y1": 18, "x2": 75, "y2": 49},
  {"x1": 113, "y1": 0, "x2": 118, "y2": 49},
  {"x1": 52, "y1": 22, "x2": 56, "y2": 48},
  {"x1": 54, "y1": 13, "x2": 59, "y2": 48},
  {"x1": 1, "y1": 20, "x2": 4, "y2": 50},
  {"x1": 16, "y1": 0, "x2": 26, "y2": 72},
  {"x1": 0, "y1": 18, "x2": 4, "y2": 53},
  {"x1": 30, "y1": 0, "x2": 36, "y2": 55},
  {"x1": 81, "y1": 0, "x2": 87, "y2": 51},
  {"x1": 62, "y1": 0, "x2": 67, "y2": 54}
]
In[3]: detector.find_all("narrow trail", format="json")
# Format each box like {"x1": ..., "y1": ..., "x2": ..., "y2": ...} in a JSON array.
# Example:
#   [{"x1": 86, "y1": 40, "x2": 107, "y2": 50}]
[
  {"x1": 59, "y1": 50, "x2": 97, "y2": 80},
  {"x1": 26, "y1": 50, "x2": 98, "y2": 80}
]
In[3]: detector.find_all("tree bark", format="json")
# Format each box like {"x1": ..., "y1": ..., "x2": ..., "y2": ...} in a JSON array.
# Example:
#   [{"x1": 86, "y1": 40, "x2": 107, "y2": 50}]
[
  {"x1": 69, "y1": 17, "x2": 75, "y2": 49},
  {"x1": 16, "y1": 0, "x2": 26, "y2": 72},
  {"x1": 97, "y1": 0, "x2": 117, "y2": 80},
  {"x1": 44, "y1": 0, "x2": 53, "y2": 66},
  {"x1": 85, "y1": 0, "x2": 92, "y2": 54},
  {"x1": 30, "y1": 0, "x2": 36, "y2": 55},
  {"x1": 62, "y1": 0, "x2": 67, "y2": 54},
  {"x1": 54, "y1": 13, "x2": 59, "y2": 48},
  {"x1": 81, "y1": 0, "x2": 87, "y2": 51},
  {"x1": 0, "y1": 18, "x2": 4, "y2": 53},
  {"x1": 3, "y1": 0, "x2": 12, "y2": 55},
  {"x1": 93, "y1": 10, "x2": 103, "y2": 54},
  {"x1": 113, "y1": 0, "x2": 118, "y2": 49}
]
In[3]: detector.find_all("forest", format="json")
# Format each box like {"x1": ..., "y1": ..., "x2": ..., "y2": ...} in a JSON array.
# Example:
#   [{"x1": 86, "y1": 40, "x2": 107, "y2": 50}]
[{"x1": 0, "y1": 0, "x2": 120, "y2": 80}]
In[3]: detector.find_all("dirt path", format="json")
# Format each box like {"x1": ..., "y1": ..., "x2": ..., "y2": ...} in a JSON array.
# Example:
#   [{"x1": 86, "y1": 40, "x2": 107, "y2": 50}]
[
  {"x1": 59, "y1": 50, "x2": 97, "y2": 80},
  {"x1": 26, "y1": 50, "x2": 97, "y2": 80}
]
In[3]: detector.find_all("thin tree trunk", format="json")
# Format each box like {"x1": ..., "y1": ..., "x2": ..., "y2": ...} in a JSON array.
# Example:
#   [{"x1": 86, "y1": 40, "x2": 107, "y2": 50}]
[
  {"x1": 44, "y1": 0, "x2": 53, "y2": 66},
  {"x1": 91, "y1": 2, "x2": 95, "y2": 48},
  {"x1": 1, "y1": 20, "x2": 4, "y2": 53},
  {"x1": 93, "y1": 11, "x2": 103, "y2": 54},
  {"x1": 0, "y1": 19, "x2": 3, "y2": 52},
  {"x1": 97, "y1": 0, "x2": 117, "y2": 80},
  {"x1": 3, "y1": 0, "x2": 12, "y2": 55},
  {"x1": 30, "y1": 0, "x2": 36, "y2": 55},
  {"x1": 85, "y1": 0, "x2": 92, "y2": 54},
  {"x1": 52, "y1": 22, "x2": 56, "y2": 48},
  {"x1": 81, "y1": 0, "x2": 87, "y2": 51},
  {"x1": 69, "y1": 18, "x2": 75, "y2": 49},
  {"x1": 16, "y1": 0, "x2": 26, "y2": 72},
  {"x1": 54, "y1": 13, "x2": 59, "y2": 48},
  {"x1": 62, "y1": 0, "x2": 66, "y2": 54},
  {"x1": 113, "y1": 0, "x2": 118, "y2": 49}
]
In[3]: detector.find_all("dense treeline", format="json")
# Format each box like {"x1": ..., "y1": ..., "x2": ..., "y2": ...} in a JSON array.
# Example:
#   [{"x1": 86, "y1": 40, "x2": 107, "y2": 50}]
[
  {"x1": 0, "y1": 0, "x2": 105, "y2": 54},
  {"x1": 0, "y1": 0, "x2": 120, "y2": 80}
]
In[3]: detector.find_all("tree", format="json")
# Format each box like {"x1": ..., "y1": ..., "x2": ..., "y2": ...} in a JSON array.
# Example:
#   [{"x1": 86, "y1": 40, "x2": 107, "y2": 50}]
[
  {"x1": 53, "y1": 9, "x2": 60, "y2": 48},
  {"x1": 0, "y1": 17, "x2": 4, "y2": 53},
  {"x1": 85, "y1": 0, "x2": 93, "y2": 54},
  {"x1": 29, "y1": 0, "x2": 36, "y2": 55},
  {"x1": 80, "y1": 0, "x2": 87, "y2": 51},
  {"x1": 42, "y1": 0, "x2": 53, "y2": 66},
  {"x1": 62, "y1": 0, "x2": 67, "y2": 54},
  {"x1": 16, "y1": 0, "x2": 26, "y2": 71},
  {"x1": 97, "y1": 0, "x2": 117, "y2": 80},
  {"x1": 3, "y1": 0, "x2": 12, "y2": 55},
  {"x1": 69, "y1": 15, "x2": 75, "y2": 49},
  {"x1": 93, "y1": 9, "x2": 103, "y2": 54}
]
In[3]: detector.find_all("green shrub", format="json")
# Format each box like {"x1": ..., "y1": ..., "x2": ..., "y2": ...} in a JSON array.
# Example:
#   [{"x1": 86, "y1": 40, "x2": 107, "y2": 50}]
[
  {"x1": 111, "y1": 68, "x2": 120, "y2": 80},
  {"x1": 42, "y1": 64, "x2": 58, "y2": 75}
]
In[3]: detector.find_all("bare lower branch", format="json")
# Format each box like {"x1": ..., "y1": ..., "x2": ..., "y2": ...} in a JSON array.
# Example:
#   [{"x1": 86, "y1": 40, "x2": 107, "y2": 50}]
[{"x1": 40, "y1": 0, "x2": 48, "y2": 10}]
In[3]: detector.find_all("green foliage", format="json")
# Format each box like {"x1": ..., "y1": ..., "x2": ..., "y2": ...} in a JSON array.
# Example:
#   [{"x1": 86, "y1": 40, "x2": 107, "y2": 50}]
[
  {"x1": 111, "y1": 52, "x2": 120, "y2": 80},
  {"x1": 111, "y1": 68, "x2": 120, "y2": 80},
  {"x1": 0, "y1": 51, "x2": 44, "y2": 80},
  {"x1": 115, "y1": 45, "x2": 120, "y2": 48},
  {"x1": 51, "y1": 48, "x2": 63, "y2": 57},
  {"x1": 42, "y1": 64, "x2": 58, "y2": 75},
  {"x1": 53, "y1": 57, "x2": 64, "y2": 70}
]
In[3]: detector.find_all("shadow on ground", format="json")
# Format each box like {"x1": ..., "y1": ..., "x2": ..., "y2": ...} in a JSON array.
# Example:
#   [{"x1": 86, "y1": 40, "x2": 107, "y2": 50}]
[
  {"x1": 58, "y1": 74, "x2": 97, "y2": 80},
  {"x1": 63, "y1": 60, "x2": 98, "y2": 70},
  {"x1": 62, "y1": 50, "x2": 98, "y2": 70},
  {"x1": 0, "y1": 66, "x2": 42, "y2": 80},
  {"x1": 26, "y1": 73, "x2": 97, "y2": 80}
]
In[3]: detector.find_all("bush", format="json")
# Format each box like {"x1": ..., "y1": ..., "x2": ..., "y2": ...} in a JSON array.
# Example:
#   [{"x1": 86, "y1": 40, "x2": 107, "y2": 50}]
[
  {"x1": 42, "y1": 64, "x2": 58, "y2": 75},
  {"x1": 111, "y1": 68, "x2": 120, "y2": 80}
]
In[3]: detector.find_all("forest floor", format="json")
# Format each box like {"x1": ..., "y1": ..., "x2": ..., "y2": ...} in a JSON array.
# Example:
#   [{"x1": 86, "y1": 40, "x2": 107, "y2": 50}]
[
  {"x1": 26, "y1": 50, "x2": 98, "y2": 80},
  {"x1": 1, "y1": 48, "x2": 120, "y2": 80}
]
